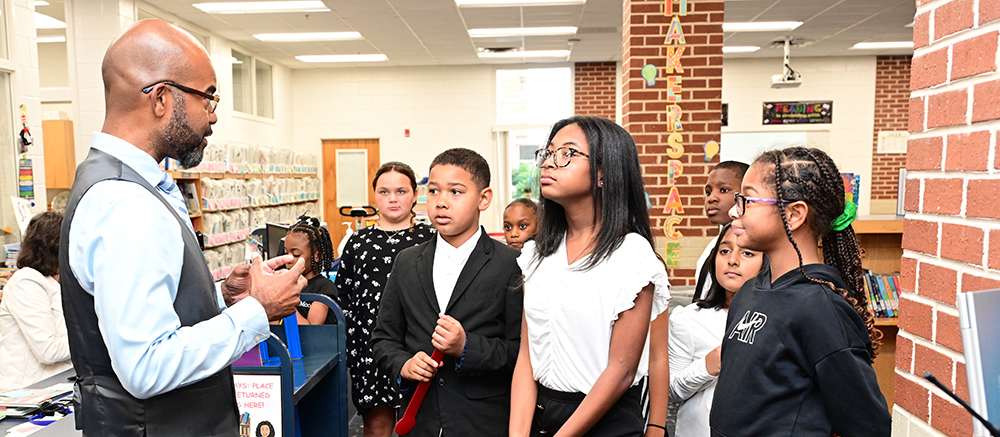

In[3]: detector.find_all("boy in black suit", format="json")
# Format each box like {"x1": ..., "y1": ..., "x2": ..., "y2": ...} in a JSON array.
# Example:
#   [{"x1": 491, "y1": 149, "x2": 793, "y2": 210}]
[{"x1": 371, "y1": 148, "x2": 523, "y2": 437}]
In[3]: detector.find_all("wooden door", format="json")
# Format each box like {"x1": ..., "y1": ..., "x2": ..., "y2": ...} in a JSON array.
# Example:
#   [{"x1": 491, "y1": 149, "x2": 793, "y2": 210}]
[{"x1": 322, "y1": 139, "x2": 380, "y2": 257}]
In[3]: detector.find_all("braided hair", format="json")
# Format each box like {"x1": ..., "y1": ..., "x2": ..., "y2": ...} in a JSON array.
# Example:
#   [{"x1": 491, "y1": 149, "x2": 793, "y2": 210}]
[
  {"x1": 755, "y1": 147, "x2": 881, "y2": 362},
  {"x1": 288, "y1": 215, "x2": 334, "y2": 276}
]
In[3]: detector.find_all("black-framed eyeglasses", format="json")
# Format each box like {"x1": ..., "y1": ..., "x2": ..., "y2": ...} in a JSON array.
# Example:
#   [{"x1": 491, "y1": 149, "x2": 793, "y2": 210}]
[
  {"x1": 142, "y1": 81, "x2": 220, "y2": 113},
  {"x1": 734, "y1": 192, "x2": 789, "y2": 217},
  {"x1": 534, "y1": 147, "x2": 590, "y2": 168}
]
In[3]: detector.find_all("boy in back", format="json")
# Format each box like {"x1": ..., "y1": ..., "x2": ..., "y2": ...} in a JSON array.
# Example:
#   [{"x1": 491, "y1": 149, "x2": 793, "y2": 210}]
[{"x1": 371, "y1": 148, "x2": 523, "y2": 436}]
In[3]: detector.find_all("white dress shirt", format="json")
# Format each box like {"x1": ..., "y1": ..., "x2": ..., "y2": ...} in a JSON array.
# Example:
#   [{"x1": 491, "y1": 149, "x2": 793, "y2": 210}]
[
  {"x1": 518, "y1": 233, "x2": 670, "y2": 394},
  {"x1": 67, "y1": 132, "x2": 269, "y2": 399},
  {"x1": 668, "y1": 303, "x2": 728, "y2": 437},
  {"x1": 432, "y1": 227, "x2": 483, "y2": 312},
  {"x1": 0, "y1": 267, "x2": 73, "y2": 387}
]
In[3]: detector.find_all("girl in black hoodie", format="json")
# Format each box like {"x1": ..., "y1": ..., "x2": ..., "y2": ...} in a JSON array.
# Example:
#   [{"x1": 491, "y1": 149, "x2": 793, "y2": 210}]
[{"x1": 708, "y1": 147, "x2": 891, "y2": 437}]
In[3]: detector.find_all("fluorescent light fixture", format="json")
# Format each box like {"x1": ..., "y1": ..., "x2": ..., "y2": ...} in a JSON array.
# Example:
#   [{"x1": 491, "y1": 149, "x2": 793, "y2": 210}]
[
  {"x1": 295, "y1": 54, "x2": 388, "y2": 63},
  {"x1": 37, "y1": 35, "x2": 66, "y2": 43},
  {"x1": 193, "y1": 1, "x2": 329, "y2": 14},
  {"x1": 852, "y1": 41, "x2": 913, "y2": 49},
  {"x1": 477, "y1": 49, "x2": 570, "y2": 58},
  {"x1": 722, "y1": 46, "x2": 760, "y2": 53},
  {"x1": 34, "y1": 12, "x2": 66, "y2": 29},
  {"x1": 469, "y1": 27, "x2": 577, "y2": 38},
  {"x1": 722, "y1": 21, "x2": 802, "y2": 32},
  {"x1": 254, "y1": 32, "x2": 362, "y2": 42},
  {"x1": 231, "y1": 56, "x2": 242, "y2": 64},
  {"x1": 457, "y1": 0, "x2": 585, "y2": 7},
  {"x1": 34, "y1": 1, "x2": 49, "y2": 6}
]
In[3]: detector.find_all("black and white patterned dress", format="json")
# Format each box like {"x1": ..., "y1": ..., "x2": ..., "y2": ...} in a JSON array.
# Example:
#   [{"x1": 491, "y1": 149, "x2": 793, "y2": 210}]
[{"x1": 335, "y1": 223, "x2": 435, "y2": 412}]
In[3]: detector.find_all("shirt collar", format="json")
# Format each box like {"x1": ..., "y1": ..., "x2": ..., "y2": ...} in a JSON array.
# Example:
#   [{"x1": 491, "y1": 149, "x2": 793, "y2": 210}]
[
  {"x1": 91, "y1": 132, "x2": 165, "y2": 188},
  {"x1": 435, "y1": 226, "x2": 483, "y2": 260}
]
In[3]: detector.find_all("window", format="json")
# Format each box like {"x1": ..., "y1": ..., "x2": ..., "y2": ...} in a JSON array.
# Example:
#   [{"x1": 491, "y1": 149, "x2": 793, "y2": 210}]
[
  {"x1": 0, "y1": 73, "x2": 19, "y2": 242},
  {"x1": 255, "y1": 60, "x2": 273, "y2": 119},
  {"x1": 495, "y1": 68, "x2": 570, "y2": 204},
  {"x1": 231, "y1": 49, "x2": 274, "y2": 118},
  {"x1": 231, "y1": 50, "x2": 253, "y2": 114},
  {"x1": 496, "y1": 68, "x2": 571, "y2": 125}
]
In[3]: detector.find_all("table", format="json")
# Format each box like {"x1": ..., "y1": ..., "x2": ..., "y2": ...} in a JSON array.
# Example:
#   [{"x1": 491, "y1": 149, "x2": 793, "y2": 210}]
[{"x1": 0, "y1": 370, "x2": 79, "y2": 436}]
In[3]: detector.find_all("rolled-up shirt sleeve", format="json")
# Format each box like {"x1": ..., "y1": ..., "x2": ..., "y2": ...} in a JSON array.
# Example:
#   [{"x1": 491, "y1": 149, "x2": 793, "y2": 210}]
[{"x1": 70, "y1": 180, "x2": 269, "y2": 400}]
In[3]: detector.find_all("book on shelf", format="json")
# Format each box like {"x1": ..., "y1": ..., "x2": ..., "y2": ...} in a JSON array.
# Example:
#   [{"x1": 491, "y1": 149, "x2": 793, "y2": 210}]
[
  {"x1": 178, "y1": 182, "x2": 202, "y2": 215},
  {"x1": 864, "y1": 270, "x2": 900, "y2": 318}
]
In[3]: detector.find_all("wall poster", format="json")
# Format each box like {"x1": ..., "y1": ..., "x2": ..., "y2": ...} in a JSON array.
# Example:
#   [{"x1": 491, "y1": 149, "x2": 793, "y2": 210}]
[{"x1": 762, "y1": 101, "x2": 833, "y2": 125}]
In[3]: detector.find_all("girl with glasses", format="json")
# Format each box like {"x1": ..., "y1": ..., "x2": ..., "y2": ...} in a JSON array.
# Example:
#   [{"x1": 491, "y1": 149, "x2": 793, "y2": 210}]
[
  {"x1": 510, "y1": 116, "x2": 670, "y2": 437},
  {"x1": 709, "y1": 147, "x2": 891, "y2": 436}
]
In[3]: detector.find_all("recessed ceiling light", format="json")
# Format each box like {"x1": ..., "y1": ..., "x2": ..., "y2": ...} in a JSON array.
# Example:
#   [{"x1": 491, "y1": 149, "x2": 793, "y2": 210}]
[
  {"x1": 477, "y1": 49, "x2": 571, "y2": 58},
  {"x1": 37, "y1": 35, "x2": 66, "y2": 43},
  {"x1": 35, "y1": 12, "x2": 66, "y2": 29},
  {"x1": 851, "y1": 41, "x2": 913, "y2": 49},
  {"x1": 722, "y1": 21, "x2": 803, "y2": 32},
  {"x1": 456, "y1": 0, "x2": 585, "y2": 7},
  {"x1": 296, "y1": 54, "x2": 389, "y2": 63},
  {"x1": 193, "y1": 1, "x2": 330, "y2": 14},
  {"x1": 722, "y1": 46, "x2": 760, "y2": 53},
  {"x1": 34, "y1": 1, "x2": 49, "y2": 6},
  {"x1": 469, "y1": 27, "x2": 577, "y2": 38},
  {"x1": 254, "y1": 32, "x2": 363, "y2": 42}
]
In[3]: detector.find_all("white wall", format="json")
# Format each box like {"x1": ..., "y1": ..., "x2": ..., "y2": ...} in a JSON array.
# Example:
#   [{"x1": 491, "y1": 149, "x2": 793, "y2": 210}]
[
  {"x1": 722, "y1": 56, "x2": 877, "y2": 215},
  {"x1": 38, "y1": 41, "x2": 69, "y2": 88},
  {"x1": 6, "y1": 0, "x2": 46, "y2": 222},
  {"x1": 291, "y1": 65, "x2": 501, "y2": 229},
  {"x1": 63, "y1": 0, "x2": 294, "y2": 164}
]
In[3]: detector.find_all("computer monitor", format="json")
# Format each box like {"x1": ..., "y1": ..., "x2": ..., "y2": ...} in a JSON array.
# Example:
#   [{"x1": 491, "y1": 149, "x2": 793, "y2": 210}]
[{"x1": 266, "y1": 222, "x2": 291, "y2": 260}]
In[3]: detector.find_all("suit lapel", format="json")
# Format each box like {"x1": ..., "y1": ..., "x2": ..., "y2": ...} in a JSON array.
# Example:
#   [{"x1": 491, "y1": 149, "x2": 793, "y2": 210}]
[
  {"x1": 415, "y1": 238, "x2": 440, "y2": 314},
  {"x1": 445, "y1": 229, "x2": 491, "y2": 312}
]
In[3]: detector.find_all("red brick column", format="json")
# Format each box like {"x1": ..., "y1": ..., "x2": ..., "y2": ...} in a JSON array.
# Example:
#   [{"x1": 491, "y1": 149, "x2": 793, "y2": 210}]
[
  {"x1": 871, "y1": 55, "x2": 911, "y2": 211},
  {"x1": 574, "y1": 62, "x2": 617, "y2": 120},
  {"x1": 895, "y1": 0, "x2": 1000, "y2": 435},
  {"x1": 622, "y1": 0, "x2": 724, "y2": 286}
]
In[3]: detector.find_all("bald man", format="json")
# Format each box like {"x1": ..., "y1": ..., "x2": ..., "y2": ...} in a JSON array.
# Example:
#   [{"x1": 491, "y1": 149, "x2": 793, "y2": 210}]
[{"x1": 59, "y1": 19, "x2": 306, "y2": 436}]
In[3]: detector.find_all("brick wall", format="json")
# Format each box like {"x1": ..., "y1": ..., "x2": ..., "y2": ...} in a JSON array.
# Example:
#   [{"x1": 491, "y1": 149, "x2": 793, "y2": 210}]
[
  {"x1": 894, "y1": 0, "x2": 1000, "y2": 435},
  {"x1": 871, "y1": 55, "x2": 911, "y2": 202},
  {"x1": 574, "y1": 62, "x2": 617, "y2": 120},
  {"x1": 622, "y1": 0, "x2": 724, "y2": 286}
]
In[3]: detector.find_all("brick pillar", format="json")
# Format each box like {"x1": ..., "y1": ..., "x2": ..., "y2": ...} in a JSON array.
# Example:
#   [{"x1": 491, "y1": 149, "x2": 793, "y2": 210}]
[
  {"x1": 622, "y1": 0, "x2": 724, "y2": 286},
  {"x1": 870, "y1": 55, "x2": 911, "y2": 214},
  {"x1": 894, "y1": 0, "x2": 1000, "y2": 435},
  {"x1": 574, "y1": 62, "x2": 618, "y2": 120}
]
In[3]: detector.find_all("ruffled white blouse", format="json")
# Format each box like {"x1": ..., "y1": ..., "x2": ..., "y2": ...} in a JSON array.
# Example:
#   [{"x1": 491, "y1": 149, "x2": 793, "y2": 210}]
[{"x1": 518, "y1": 233, "x2": 670, "y2": 394}]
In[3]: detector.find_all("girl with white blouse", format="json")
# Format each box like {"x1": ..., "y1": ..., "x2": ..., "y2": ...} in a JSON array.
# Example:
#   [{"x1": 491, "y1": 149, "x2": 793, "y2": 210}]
[
  {"x1": 510, "y1": 116, "x2": 670, "y2": 437},
  {"x1": 0, "y1": 211, "x2": 72, "y2": 387},
  {"x1": 668, "y1": 224, "x2": 765, "y2": 436}
]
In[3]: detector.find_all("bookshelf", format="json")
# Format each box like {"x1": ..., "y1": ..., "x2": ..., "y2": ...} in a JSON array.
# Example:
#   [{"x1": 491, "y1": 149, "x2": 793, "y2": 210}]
[
  {"x1": 854, "y1": 215, "x2": 903, "y2": 410},
  {"x1": 171, "y1": 170, "x2": 320, "y2": 280}
]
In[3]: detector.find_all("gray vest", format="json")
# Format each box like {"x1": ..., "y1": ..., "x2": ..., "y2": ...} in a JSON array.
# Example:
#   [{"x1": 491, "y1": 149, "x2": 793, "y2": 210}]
[{"x1": 59, "y1": 148, "x2": 239, "y2": 436}]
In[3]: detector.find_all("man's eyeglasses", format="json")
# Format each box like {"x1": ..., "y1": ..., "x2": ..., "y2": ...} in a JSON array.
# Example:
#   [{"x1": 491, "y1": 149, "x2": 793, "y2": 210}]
[
  {"x1": 534, "y1": 147, "x2": 590, "y2": 168},
  {"x1": 142, "y1": 81, "x2": 220, "y2": 113},
  {"x1": 734, "y1": 192, "x2": 789, "y2": 217}
]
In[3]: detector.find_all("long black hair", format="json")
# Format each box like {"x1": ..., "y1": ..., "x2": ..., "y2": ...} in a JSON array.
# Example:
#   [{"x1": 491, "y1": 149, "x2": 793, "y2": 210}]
[
  {"x1": 532, "y1": 116, "x2": 655, "y2": 271},
  {"x1": 288, "y1": 215, "x2": 334, "y2": 276},
  {"x1": 755, "y1": 147, "x2": 880, "y2": 362}
]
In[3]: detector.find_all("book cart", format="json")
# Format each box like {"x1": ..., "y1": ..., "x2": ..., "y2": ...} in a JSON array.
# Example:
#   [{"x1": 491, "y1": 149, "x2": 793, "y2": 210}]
[{"x1": 233, "y1": 293, "x2": 349, "y2": 437}]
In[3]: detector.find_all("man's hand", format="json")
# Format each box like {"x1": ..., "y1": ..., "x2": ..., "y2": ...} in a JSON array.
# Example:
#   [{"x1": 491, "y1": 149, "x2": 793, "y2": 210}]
[
  {"x1": 248, "y1": 255, "x2": 307, "y2": 321},
  {"x1": 431, "y1": 314, "x2": 466, "y2": 357},
  {"x1": 221, "y1": 263, "x2": 251, "y2": 307},
  {"x1": 401, "y1": 351, "x2": 439, "y2": 383}
]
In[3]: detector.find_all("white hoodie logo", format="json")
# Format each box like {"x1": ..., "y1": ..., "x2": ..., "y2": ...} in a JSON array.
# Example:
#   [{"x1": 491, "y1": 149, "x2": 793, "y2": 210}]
[{"x1": 728, "y1": 310, "x2": 767, "y2": 344}]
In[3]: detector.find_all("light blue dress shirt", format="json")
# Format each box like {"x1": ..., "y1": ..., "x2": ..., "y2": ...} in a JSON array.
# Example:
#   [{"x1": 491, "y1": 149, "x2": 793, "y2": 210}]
[{"x1": 68, "y1": 132, "x2": 270, "y2": 400}]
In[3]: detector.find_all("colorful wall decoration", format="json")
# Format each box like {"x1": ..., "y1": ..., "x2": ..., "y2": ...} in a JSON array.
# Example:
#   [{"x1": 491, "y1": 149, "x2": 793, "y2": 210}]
[{"x1": 762, "y1": 101, "x2": 833, "y2": 124}]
